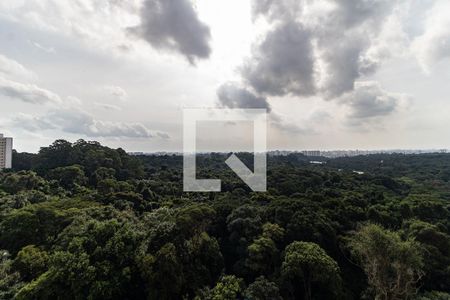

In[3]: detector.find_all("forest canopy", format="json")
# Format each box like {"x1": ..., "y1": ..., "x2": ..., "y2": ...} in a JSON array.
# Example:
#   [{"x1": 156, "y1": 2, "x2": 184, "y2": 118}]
[{"x1": 1, "y1": 139, "x2": 450, "y2": 299}]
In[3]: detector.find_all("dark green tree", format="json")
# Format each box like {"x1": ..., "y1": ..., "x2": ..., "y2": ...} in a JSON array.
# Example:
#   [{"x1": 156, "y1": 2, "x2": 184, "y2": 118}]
[
  {"x1": 281, "y1": 241, "x2": 341, "y2": 300},
  {"x1": 196, "y1": 275, "x2": 244, "y2": 300},
  {"x1": 140, "y1": 243, "x2": 184, "y2": 300},
  {"x1": 244, "y1": 276, "x2": 282, "y2": 300},
  {"x1": 47, "y1": 165, "x2": 87, "y2": 190},
  {"x1": 13, "y1": 245, "x2": 49, "y2": 281}
]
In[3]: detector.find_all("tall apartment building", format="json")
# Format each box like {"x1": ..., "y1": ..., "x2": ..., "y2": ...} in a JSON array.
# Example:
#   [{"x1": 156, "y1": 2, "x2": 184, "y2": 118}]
[{"x1": 0, "y1": 134, "x2": 13, "y2": 170}]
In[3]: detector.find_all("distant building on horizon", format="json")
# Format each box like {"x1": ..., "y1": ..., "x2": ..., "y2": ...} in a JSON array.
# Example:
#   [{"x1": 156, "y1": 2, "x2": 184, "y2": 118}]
[
  {"x1": 301, "y1": 150, "x2": 321, "y2": 157},
  {"x1": 0, "y1": 134, "x2": 13, "y2": 170}
]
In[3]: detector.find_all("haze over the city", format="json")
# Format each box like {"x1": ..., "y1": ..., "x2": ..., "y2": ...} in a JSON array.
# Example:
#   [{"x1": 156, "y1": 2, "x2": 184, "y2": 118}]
[{"x1": 1, "y1": 0, "x2": 450, "y2": 153}]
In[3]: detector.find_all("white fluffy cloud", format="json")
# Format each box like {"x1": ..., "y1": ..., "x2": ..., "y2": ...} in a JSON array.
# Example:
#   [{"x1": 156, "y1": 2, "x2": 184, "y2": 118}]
[
  {"x1": 0, "y1": 77, "x2": 62, "y2": 104},
  {"x1": 0, "y1": 54, "x2": 35, "y2": 80},
  {"x1": 10, "y1": 108, "x2": 169, "y2": 139},
  {"x1": 269, "y1": 109, "x2": 332, "y2": 135},
  {"x1": 413, "y1": 0, "x2": 450, "y2": 72},
  {"x1": 94, "y1": 102, "x2": 122, "y2": 111},
  {"x1": 251, "y1": 0, "x2": 303, "y2": 22},
  {"x1": 8, "y1": 113, "x2": 56, "y2": 132},
  {"x1": 31, "y1": 41, "x2": 56, "y2": 53},
  {"x1": 0, "y1": 0, "x2": 215, "y2": 64},
  {"x1": 0, "y1": 0, "x2": 140, "y2": 55},
  {"x1": 103, "y1": 85, "x2": 128, "y2": 101}
]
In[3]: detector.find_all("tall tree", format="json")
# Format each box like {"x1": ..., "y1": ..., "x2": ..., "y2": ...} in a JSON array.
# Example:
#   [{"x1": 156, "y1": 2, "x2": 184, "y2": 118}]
[
  {"x1": 281, "y1": 241, "x2": 341, "y2": 300},
  {"x1": 348, "y1": 224, "x2": 424, "y2": 300}
]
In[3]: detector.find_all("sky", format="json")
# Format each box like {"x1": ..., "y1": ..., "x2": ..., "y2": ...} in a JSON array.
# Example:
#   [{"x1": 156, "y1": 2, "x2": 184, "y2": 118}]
[{"x1": 0, "y1": 0, "x2": 450, "y2": 153}]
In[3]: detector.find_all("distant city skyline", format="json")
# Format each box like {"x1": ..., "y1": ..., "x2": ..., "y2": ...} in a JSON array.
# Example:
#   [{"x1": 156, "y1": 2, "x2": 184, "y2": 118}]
[
  {"x1": 129, "y1": 148, "x2": 449, "y2": 158},
  {"x1": 7, "y1": 132, "x2": 450, "y2": 156}
]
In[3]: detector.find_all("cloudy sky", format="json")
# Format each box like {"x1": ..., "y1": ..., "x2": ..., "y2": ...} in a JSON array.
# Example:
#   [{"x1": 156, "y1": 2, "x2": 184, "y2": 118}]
[{"x1": 1, "y1": 0, "x2": 450, "y2": 153}]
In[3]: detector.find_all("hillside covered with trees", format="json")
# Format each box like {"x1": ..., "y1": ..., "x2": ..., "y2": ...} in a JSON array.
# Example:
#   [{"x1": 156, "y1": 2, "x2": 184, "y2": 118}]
[{"x1": 1, "y1": 140, "x2": 450, "y2": 299}]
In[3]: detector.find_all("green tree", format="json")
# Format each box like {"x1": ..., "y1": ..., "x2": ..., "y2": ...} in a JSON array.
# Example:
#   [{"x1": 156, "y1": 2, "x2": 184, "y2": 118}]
[
  {"x1": 0, "y1": 171, "x2": 48, "y2": 194},
  {"x1": 196, "y1": 275, "x2": 244, "y2": 300},
  {"x1": 17, "y1": 217, "x2": 145, "y2": 300},
  {"x1": 13, "y1": 245, "x2": 49, "y2": 281},
  {"x1": 0, "y1": 201, "x2": 76, "y2": 254},
  {"x1": 245, "y1": 225, "x2": 283, "y2": 277},
  {"x1": 140, "y1": 243, "x2": 184, "y2": 300},
  {"x1": 92, "y1": 167, "x2": 116, "y2": 186},
  {"x1": 47, "y1": 165, "x2": 87, "y2": 190},
  {"x1": 185, "y1": 232, "x2": 224, "y2": 295},
  {"x1": 348, "y1": 224, "x2": 424, "y2": 300},
  {"x1": 244, "y1": 276, "x2": 282, "y2": 300},
  {"x1": 37, "y1": 139, "x2": 74, "y2": 171},
  {"x1": 260, "y1": 223, "x2": 284, "y2": 242},
  {"x1": 403, "y1": 220, "x2": 450, "y2": 291},
  {"x1": 246, "y1": 236, "x2": 278, "y2": 276},
  {"x1": 415, "y1": 291, "x2": 450, "y2": 300},
  {"x1": 0, "y1": 250, "x2": 23, "y2": 300},
  {"x1": 226, "y1": 205, "x2": 264, "y2": 274},
  {"x1": 281, "y1": 241, "x2": 341, "y2": 300},
  {"x1": 176, "y1": 204, "x2": 216, "y2": 238}
]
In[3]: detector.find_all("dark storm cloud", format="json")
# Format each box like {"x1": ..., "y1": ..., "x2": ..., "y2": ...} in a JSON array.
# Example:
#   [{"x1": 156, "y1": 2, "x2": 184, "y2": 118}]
[
  {"x1": 319, "y1": 38, "x2": 366, "y2": 98},
  {"x1": 314, "y1": 0, "x2": 398, "y2": 98},
  {"x1": 241, "y1": 21, "x2": 316, "y2": 97},
  {"x1": 330, "y1": 0, "x2": 395, "y2": 29},
  {"x1": 342, "y1": 82, "x2": 404, "y2": 120},
  {"x1": 130, "y1": 0, "x2": 211, "y2": 64},
  {"x1": 217, "y1": 83, "x2": 271, "y2": 111},
  {"x1": 216, "y1": 0, "x2": 404, "y2": 134},
  {"x1": 243, "y1": 0, "x2": 399, "y2": 99}
]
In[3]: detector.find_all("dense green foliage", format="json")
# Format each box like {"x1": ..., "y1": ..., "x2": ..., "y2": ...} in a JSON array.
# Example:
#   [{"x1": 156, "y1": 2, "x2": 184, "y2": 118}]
[{"x1": 1, "y1": 140, "x2": 450, "y2": 299}]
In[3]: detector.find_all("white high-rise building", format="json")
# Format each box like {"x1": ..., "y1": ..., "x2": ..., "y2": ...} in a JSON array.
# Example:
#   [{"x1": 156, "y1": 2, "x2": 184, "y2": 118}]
[{"x1": 0, "y1": 134, "x2": 13, "y2": 170}]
